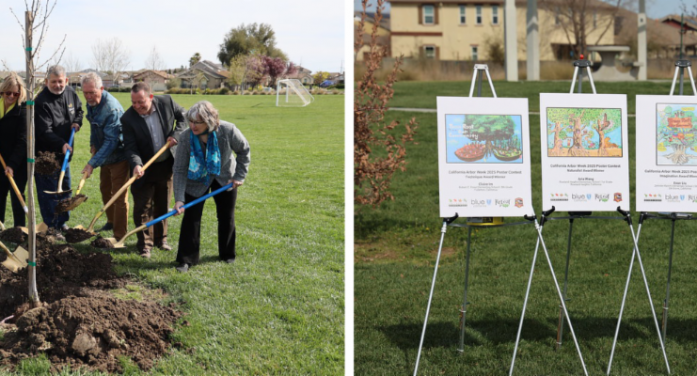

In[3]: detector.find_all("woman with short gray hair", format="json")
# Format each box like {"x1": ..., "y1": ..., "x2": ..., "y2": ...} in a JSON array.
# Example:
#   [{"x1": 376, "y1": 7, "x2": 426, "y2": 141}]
[{"x1": 172, "y1": 100, "x2": 250, "y2": 272}]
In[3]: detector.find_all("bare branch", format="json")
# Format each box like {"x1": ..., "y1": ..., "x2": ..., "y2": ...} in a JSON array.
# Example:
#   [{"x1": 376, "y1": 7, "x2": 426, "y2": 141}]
[
  {"x1": 35, "y1": 35, "x2": 66, "y2": 71},
  {"x1": 33, "y1": 0, "x2": 58, "y2": 31},
  {"x1": 9, "y1": 7, "x2": 24, "y2": 31}
]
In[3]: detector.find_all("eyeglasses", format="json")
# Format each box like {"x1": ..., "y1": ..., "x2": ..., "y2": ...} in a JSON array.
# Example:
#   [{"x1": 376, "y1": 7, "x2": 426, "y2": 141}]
[
  {"x1": 190, "y1": 120, "x2": 206, "y2": 125},
  {"x1": 1, "y1": 92, "x2": 20, "y2": 98}
]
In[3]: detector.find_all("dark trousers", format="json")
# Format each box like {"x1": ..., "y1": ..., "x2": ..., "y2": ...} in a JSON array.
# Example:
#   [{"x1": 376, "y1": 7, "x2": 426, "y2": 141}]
[
  {"x1": 0, "y1": 172, "x2": 27, "y2": 227},
  {"x1": 176, "y1": 180, "x2": 237, "y2": 265},
  {"x1": 131, "y1": 159, "x2": 173, "y2": 250},
  {"x1": 35, "y1": 165, "x2": 70, "y2": 229}
]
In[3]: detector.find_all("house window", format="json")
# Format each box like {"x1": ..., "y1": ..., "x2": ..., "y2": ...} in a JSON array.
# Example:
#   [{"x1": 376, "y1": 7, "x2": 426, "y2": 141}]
[
  {"x1": 492, "y1": 5, "x2": 499, "y2": 25},
  {"x1": 424, "y1": 46, "x2": 436, "y2": 59},
  {"x1": 472, "y1": 46, "x2": 478, "y2": 61},
  {"x1": 476, "y1": 5, "x2": 482, "y2": 24},
  {"x1": 459, "y1": 5, "x2": 466, "y2": 24},
  {"x1": 423, "y1": 5, "x2": 435, "y2": 25}
]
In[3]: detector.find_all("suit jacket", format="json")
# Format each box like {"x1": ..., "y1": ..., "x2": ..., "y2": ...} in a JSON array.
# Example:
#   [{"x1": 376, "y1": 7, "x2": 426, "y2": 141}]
[
  {"x1": 121, "y1": 95, "x2": 187, "y2": 187},
  {"x1": 0, "y1": 102, "x2": 27, "y2": 176}
]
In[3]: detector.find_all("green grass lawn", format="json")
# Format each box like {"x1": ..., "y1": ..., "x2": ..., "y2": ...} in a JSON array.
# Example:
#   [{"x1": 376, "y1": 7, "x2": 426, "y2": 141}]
[
  {"x1": 355, "y1": 81, "x2": 697, "y2": 375},
  {"x1": 2, "y1": 93, "x2": 345, "y2": 375}
]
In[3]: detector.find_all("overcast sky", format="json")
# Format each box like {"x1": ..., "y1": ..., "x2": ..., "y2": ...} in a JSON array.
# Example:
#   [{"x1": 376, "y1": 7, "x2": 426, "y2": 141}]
[
  {"x1": 0, "y1": 0, "x2": 345, "y2": 73},
  {"x1": 354, "y1": 0, "x2": 691, "y2": 20}
]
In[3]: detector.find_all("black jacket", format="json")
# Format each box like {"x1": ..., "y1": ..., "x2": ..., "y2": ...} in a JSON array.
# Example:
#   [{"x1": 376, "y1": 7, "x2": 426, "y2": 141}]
[
  {"x1": 35, "y1": 85, "x2": 83, "y2": 159},
  {"x1": 121, "y1": 95, "x2": 187, "y2": 178},
  {"x1": 0, "y1": 102, "x2": 27, "y2": 175}
]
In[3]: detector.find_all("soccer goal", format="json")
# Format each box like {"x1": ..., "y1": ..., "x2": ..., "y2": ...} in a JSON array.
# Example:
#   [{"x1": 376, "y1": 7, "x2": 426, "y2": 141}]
[{"x1": 276, "y1": 79, "x2": 314, "y2": 107}]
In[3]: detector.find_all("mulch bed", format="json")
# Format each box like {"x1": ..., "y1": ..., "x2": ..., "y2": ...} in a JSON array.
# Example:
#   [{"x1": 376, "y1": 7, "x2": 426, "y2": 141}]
[
  {"x1": 35, "y1": 151, "x2": 60, "y2": 176},
  {"x1": 0, "y1": 241, "x2": 182, "y2": 373}
]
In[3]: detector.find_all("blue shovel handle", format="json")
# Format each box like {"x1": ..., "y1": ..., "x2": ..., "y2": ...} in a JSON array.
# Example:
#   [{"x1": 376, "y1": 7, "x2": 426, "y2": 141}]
[
  {"x1": 144, "y1": 182, "x2": 234, "y2": 227},
  {"x1": 61, "y1": 128, "x2": 76, "y2": 172}
]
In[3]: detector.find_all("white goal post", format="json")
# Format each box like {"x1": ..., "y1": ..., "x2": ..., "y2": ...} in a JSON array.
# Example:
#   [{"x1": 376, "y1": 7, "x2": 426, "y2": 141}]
[{"x1": 276, "y1": 79, "x2": 314, "y2": 107}]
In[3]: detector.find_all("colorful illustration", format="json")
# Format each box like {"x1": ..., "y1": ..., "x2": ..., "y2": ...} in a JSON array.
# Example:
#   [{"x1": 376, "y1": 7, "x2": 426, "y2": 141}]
[
  {"x1": 445, "y1": 114, "x2": 523, "y2": 164},
  {"x1": 546, "y1": 108, "x2": 623, "y2": 157},
  {"x1": 656, "y1": 104, "x2": 697, "y2": 165}
]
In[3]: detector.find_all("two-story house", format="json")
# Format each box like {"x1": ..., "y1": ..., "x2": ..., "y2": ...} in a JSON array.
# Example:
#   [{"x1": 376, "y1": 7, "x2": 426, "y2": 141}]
[{"x1": 387, "y1": 0, "x2": 616, "y2": 62}]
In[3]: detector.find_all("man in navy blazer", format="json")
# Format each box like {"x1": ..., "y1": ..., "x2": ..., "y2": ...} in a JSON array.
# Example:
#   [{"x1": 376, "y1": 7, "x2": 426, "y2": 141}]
[{"x1": 121, "y1": 82, "x2": 186, "y2": 258}]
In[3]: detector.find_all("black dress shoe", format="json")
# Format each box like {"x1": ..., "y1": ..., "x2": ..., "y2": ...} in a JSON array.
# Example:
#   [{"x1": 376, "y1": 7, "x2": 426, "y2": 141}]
[
  {"x1": 175, "y1": 263, "x2": 189, "y2": 272},
  {"x1": 97, "y1": 222, "x2": 113, "y2": 232}
]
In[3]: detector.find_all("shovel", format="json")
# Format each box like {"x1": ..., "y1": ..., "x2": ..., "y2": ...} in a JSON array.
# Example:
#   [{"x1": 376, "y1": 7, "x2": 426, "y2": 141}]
[
  {"x1": 44, "y1": 127, "x2": 76, "y2": 195},
  {"x1": 103, "y1": 182, "x2": 234, "y2": 248},
  {"x1": 0, "y1": 153, "x2": 28, "y2": 214},
  {"x1": 76, "y1": 142, "x2": 173, "y2": 235},
  {"x1": 55, "y1": 171, "x2": 89, "y2": 213},
  {"x1": 0, "y1": 240, "x2": 28, "y2": 272}
]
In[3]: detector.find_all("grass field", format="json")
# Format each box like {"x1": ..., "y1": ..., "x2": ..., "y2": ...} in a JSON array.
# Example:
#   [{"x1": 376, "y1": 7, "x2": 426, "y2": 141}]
[
  {"x1": 355, "y1": 81, "x2": 697, "y2": 375},
  {"x1": 2, "y1": 93, "x2": 345, "y2": 375}
]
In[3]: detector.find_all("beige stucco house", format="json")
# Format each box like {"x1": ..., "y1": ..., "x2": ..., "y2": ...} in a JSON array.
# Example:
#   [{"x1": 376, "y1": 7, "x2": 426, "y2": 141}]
[{"x1": 387, "y1": 0, "x2": 616, "y2": 61}]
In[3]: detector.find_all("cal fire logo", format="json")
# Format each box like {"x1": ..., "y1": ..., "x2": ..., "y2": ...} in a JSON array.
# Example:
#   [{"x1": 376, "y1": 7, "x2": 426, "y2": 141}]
[
  {"x1": 613, "y1": 192, "x2": 622, "y2": 203},
  {"x1": 515, "y1": 198, "x2": 523, "y2": 208}
]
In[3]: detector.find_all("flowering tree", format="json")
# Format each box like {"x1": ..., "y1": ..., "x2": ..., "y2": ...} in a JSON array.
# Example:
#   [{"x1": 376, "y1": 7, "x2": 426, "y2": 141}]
[{"x1": 262, "y1": 56, "x2": 287, "y2": 87}]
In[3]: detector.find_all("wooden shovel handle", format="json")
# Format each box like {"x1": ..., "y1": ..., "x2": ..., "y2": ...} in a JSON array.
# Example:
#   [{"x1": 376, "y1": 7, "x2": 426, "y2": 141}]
[
  {"x1": 0, "y1": 153, "x2": 28, "y2": 211},
  {"x1": 87, "y1": 142, "x2": 172, "y2": 231},
  {"x1": 75, "y1": 171, "x2": 88, "y2": 195}
]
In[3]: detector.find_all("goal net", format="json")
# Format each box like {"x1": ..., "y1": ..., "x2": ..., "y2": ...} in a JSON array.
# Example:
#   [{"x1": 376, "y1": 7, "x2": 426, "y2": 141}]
[{"x1": 276, "y1": 79, "x2": 314, "y2": 107}]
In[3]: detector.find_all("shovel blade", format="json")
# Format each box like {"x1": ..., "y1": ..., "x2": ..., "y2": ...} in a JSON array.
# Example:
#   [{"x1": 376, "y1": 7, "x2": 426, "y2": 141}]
[
  {"x1": 58, "y1": 195, "x2": 88, "y2": 212},
  {"x1": 18, "y1": 227, "x2": 28, "y2": 234},
  {"x1": 13, "y1": 246, "x2": 29, "y2": 264},
  {"x1": 106, "y1": 237, "x2": 126, "y2": 249},
  {"x1": 1, "y1": 258, "x2": 21, "y2": 272},
  {"x1": 1, "y1": 246, "x2": 29, "y2": 272},
  {"x1": 37, "y1": 222, "x2": 48, "y2": 233}
]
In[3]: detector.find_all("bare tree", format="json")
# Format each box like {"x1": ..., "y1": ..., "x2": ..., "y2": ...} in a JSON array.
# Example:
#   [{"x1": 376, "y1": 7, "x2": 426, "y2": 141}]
[
  {"x1": 539, "y1": 0, "x2": 630, "y2": 58},
  {"x1": 91, "y1": 37, "x2": 130, "y2": 77},
  {"x1": 62, "y1": 51, "x2": 82, "y2": 73},
  {"x1": 144, "y1": 46, "x2": 165, "y2": 71},
  {"x1": 9, "y1": 0, "x2": 67, "y2": 306}
]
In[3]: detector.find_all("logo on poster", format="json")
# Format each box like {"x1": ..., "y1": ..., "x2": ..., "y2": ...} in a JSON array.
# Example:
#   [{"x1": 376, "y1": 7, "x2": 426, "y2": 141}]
[
  {"x1": 614, "y1": 193, "x2": 622, "y2": 203},
  {"x1": 595, "y1": 194, "x2": 609, "y2": 202},
  {"x1": 572, "y1": 194, "x2": 587, "y2": 202},
  {"x1": 515, "y1": 198, "x2": 524, "y2": 208},
  {"x1": 471, "y1": 199, "x2": 487, "y2": 207},
  {"x1": 550, "y1": 193, "x2": 568, "y2": 202},
  {"x1": 644, "y1": 193, "x2": 662, "y2": 202},
  {"x1": 449, "y1": 198, "x2": 468, "y2": 207},
  {"x1": 486, "y1": 199, "x2": 492, "y2": 206},
  {"x1": 680, "y1": 195, "x2": 685, "y2": 201},
  {"x1": 689, "y1": 195, "x2": 697, "y2": 202},
  {"x1": 495, "y1": 199, "x2": 510, "y2": 208},
  {"x1": 666, "y1": 194, "x2": 681, "y2": 203}
]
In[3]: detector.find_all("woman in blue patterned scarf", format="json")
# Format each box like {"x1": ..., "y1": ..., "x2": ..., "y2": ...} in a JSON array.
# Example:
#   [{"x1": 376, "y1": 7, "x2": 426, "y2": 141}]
[{"x1": 172, "y1": 101, "x2": 250, "y2": 272}]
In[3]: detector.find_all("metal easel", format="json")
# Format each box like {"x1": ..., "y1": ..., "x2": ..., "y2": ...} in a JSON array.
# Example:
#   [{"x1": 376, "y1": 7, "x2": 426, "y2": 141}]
[
  {"x1": 413, "y1": 64, "x2": 586, "y2": 376},
  {"x1": 607, "y1": 60, "x2": 697, "y2": 374}
]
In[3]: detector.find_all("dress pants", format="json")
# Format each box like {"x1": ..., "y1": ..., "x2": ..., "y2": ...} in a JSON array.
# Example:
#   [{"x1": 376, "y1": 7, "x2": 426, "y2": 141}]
[
  {"x1": 0, "y1": 171, "x2": 27, "y2": 227},
  {"x1": 99, "y1": 160, "x2": 130, "y2": 239},
  {"x1": 176, "y1": 180, "x2": 237, "y2": 265},
  {"x1": 131, "y1": 158, "x2": 173, "y2": 250}
]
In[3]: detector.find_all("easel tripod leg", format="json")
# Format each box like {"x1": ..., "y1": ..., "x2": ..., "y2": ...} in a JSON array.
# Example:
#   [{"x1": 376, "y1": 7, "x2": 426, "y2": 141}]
[
  {"x1": 413, "y1": 221, "x2": 448, "y2": 376},
  {"x1": 662, "y1": 219, "x2": 676, "y2": 341},
  {"x1": 459, "y1": 226, "x2": 473, "y2": 352},
  {"x1": 557, "y1": 219, "x2": 575, "y2": 350}
]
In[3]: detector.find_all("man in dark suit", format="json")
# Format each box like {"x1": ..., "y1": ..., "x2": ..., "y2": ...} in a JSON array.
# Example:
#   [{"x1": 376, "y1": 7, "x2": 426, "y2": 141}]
[{"x1": 121, "y1": 82, "x2": 186, "y2": 258}]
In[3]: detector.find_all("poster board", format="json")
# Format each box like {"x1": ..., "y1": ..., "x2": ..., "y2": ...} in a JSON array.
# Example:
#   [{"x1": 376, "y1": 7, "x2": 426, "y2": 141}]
[
  {"x1": 636, "y1": 95, "x2": 697, "y2": 212},
  {"x1": 539, "y1": 93, "x2": 630, "y2": 212},
  {"x1": 437, "y1": 97, "x2": 534, "y2": 218}
]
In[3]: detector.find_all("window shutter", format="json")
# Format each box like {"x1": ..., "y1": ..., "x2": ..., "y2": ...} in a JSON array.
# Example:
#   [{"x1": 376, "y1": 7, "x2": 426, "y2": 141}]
[
  {"x1": 418, "y1": 5, "x2": 423, "y2": 24},
  {"x1": 436, "y1": 47, "x2": 440, "y2": 60},
  {"x1": 434, "y1": 5, "x2": 439, "y2": 25}
]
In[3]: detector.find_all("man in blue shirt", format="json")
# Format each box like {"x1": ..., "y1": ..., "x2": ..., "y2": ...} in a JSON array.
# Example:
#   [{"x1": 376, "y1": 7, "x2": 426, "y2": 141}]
[{"x1": 80, "y1": 72, "x2": 129, "y2": 240}]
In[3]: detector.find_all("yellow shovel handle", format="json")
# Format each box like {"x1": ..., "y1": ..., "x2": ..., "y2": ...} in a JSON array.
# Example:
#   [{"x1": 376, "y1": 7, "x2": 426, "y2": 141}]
[
  {"x1": 75, "y1": 171, "x2": 89, "y2": 195},
  {"x1": 0, "y1": 153, "x2": 27, "y2": 212}
]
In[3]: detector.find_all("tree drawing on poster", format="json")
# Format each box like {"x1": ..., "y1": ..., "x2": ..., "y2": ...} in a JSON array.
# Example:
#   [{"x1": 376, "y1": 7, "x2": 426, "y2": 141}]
[
  {"x1": 546, "y1": 108, "x2": 622, "y2": 157},
  {"x1": 446, "y1": 114, "x2": 523, "y2": 163},
  {"x1": 656, "y1": 104, "x2": 697, "y2": 165}
]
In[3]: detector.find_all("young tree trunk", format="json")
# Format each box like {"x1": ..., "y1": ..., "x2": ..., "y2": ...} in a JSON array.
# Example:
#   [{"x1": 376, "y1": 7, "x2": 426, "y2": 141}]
[{"x1": 25, "y1": 10, "x2": 40, "y2": 305}]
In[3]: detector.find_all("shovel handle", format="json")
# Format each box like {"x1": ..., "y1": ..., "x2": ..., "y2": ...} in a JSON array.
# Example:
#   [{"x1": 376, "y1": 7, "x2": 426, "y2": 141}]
[
  {"x1": 87, "y1": 143, "x2": 172, "y2": 231},
  {"x1": 61, "y1": 127, "x2": 76, "y2": 173},
  {"x1": 75, "y1": 171, "x2": 88, "y2": 195},
  {"x1": 0, "y1": 153, "x2": 28, "y2": 212},
  {"x1": 145, "y1": 182, "x2": 233, "y2": 228}
]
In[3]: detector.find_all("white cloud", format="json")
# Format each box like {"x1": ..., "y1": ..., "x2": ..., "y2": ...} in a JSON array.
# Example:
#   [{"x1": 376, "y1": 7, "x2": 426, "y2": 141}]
[{"x1": 0, "y1": 0, "x2": 344, "y2": 73}]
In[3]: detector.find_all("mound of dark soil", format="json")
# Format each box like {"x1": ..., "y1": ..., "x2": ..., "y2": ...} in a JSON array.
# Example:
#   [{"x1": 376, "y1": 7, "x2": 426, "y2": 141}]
[
  {"x1": 35, "y1": 151, "x2": 60, "y2": 176},
  {"x1": 64, "y1": 228, "x2": 95, "y2": 243},
  {"x1": 0, "y1": 228, "x2": 27, "y2": 244},
  {"x1": 55, "y1": 194, "x2": 88, "y2": 214},
  {"x1": 0, "y1": 296, "x2": 181, "y2": 373},
  {"x1": 91, "y1": 237, "x2": 114, "y2": 249},
  {"x1": 0, "y1": 244, "x2": 128, "y2": 319}
]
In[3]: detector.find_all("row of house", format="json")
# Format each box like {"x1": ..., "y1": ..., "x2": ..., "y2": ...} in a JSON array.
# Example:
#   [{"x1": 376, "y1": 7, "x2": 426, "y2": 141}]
[
  {"x1": 356, "y1": 0, "x2": 697, "y2": 63},
  {"x1": 5, "y1": 59, "x2": 340, "y2": 91}
]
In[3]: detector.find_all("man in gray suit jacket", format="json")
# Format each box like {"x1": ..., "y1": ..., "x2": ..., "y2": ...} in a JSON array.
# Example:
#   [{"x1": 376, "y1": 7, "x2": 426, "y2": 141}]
[{"x1": 121, "y1": 82, "x2": 186, "y2": 258}]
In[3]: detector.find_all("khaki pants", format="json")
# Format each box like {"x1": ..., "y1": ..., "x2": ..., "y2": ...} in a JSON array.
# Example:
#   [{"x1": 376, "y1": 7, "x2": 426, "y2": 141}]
[{"x1": 100, "y1": 160, "x2": 130, "y2": 239}]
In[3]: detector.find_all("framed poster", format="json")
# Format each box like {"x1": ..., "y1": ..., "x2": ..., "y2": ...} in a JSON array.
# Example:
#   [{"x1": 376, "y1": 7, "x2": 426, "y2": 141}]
[
  {"x1": 539, "y1": 93, "x2": 630, "y2": 212},
  {"x1": 437, "y1": 97, "x2": 534, "y2": 218},
  {"x1": 636, "y1": 95, "x2": 697, "y2": 212}
]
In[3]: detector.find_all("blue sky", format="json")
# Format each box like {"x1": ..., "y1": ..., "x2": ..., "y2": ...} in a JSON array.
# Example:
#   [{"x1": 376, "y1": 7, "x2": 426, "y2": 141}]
[
  {"x1": 0, "y1": 0, "x2": 345, "y2": 73},
  {"x1": 354, "y1": 0, "x2": 691, "y2": 20}
]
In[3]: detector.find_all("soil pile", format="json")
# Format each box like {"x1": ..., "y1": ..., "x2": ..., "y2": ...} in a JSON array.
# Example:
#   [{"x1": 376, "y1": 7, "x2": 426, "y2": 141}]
[
  {"x1": 35, "y1": 151, "x2": 60, "y2": 175},
  {"x1": 0, "y1": 296, "x2": 181, "y2": 373},
  {"x1": 0, "y1": 228, "x2": 27, "y2": 244},
  {"x1": 64, "y1": 228, "x2": 95, "y2": 243},
  {"x1": 91, "y1": 237, "x2": 114, "y2": 249},
  {"x1": 55, "y1": 194, "x2": 88, "y2": 214}
]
